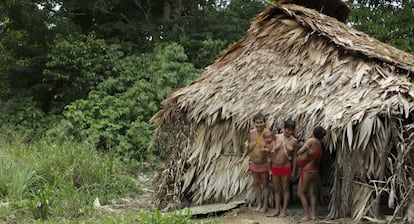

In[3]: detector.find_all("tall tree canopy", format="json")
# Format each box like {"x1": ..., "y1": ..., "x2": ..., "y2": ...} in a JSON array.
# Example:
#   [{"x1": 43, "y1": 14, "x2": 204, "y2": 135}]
[{"x1": 347, "y1": 0, "x2": 414, "y2": 54}]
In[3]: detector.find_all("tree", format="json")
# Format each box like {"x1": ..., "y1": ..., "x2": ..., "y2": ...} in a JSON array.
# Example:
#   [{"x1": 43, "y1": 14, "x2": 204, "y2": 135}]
[
  {"x1": 63, "y1": 43, "x2": 200, "y2": 159},
  {"x1": 43, "y1": 34, "x2": 124, "y2": 112},
  {"x1": 0, "y1": 0, "x2": 78, "y2": 111},
  {"x1": 347, "y1": 0, "x2": 414, "y2": 54}
]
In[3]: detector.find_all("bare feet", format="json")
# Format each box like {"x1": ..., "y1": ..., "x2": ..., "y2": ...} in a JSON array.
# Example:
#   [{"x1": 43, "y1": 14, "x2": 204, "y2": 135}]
[
  {"x1": 278, "y1": 210, "x2": 287, "y2": 218},
  {"x1": 266, "y1": 209, "x2": 280, "y2": 217},
  {"x1": 300, "y1": 215, "x2": 310, "y2": 221},
  {"x1": 259, "y1": 206, "x2": 268, "y2": 213},
  {"x1": 309, "y1": 211, "x2": 316, "y2": 220},
  {"x1": 254, "y1": 203, "x2": 263, "y2": 212}
]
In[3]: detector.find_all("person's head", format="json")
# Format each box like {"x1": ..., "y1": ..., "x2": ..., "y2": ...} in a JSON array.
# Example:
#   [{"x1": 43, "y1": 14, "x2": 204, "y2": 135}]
[
  {"x1": 253, "y1": 113, "x2": 266, "y2": 132},
  {"x1": 313, "y1": 126, "x2": 326, "y2": 140},
  {"x1": 283, "y1": 119, "x2": 295, "y2": 137},
  {"x1": 263, "y1": 131, "x2": 273, "y2": 144}
]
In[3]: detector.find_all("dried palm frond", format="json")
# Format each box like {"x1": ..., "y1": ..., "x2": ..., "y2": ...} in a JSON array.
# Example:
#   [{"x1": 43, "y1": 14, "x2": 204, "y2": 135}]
[{"x1": 352, "y1": 184, "x2": 373, "y2": 220}]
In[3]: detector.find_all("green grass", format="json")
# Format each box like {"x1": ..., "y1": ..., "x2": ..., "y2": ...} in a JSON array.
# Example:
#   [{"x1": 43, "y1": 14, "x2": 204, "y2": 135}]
[
  {"x1": 0, "y1": 131, "x2": 222, "y2": 223},
  {"x1": 0, "y1": 137, "x2": 142, "y2": 222},
  {"x1": 0, "y1": 208, "x2": 222, "y2": 224}
]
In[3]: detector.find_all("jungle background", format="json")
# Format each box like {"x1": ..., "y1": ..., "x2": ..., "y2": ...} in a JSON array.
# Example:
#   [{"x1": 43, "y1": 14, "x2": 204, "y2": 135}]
[{"x1": 0, "y1": 0, "x2": 412, "y2": 223}]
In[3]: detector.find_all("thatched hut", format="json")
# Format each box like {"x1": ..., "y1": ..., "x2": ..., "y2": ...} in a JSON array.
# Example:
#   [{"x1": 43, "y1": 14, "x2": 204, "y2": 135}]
[{"x1": 152, "y1": 0, "x2": 414, "y2": 221}]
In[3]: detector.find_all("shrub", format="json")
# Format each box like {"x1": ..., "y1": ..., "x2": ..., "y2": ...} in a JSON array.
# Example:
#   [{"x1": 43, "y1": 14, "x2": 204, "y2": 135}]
[{"x1": 63, "y1": 42, "x2": 200, "y2": 160}]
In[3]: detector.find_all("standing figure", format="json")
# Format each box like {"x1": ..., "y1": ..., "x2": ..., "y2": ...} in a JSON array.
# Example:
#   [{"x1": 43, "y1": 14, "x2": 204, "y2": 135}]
[
  {"x1": 268, "y1": 119, "x2": 298, "y2": 217},
  {"x1": 238, "y1": 113, "x2": 271, "y2": 213},
  {"x1": 295, "y1": 126, "x2": 326, "y2": 221}
]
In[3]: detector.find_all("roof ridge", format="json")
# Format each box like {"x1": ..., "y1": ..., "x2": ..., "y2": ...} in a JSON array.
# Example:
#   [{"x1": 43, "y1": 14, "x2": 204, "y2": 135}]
[{"x1": 264, "y1": 3, "x2": 414, "y2": 73}]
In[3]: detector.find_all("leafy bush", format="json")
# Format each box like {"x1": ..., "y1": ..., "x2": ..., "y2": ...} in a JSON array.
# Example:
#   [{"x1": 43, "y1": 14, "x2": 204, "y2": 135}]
[
  {"x1": 63, "y1": 42, "x2": 200, "y2": 160},
  {"x1": 0, "y1": 97, "x2": 44, "y2": 129},
  {"x1": 0, "y1": 97, "x2": 63, "y2": 144},
  {"x1": 43, "y1": 33, "x2": 125, "y2": 112}
]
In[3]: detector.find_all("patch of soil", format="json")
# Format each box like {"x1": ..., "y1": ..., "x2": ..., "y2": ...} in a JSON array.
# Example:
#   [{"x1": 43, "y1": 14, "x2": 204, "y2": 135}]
[
  {"x1": 99, "y1": 172, "x2": 156, "y2": 213},
  {"x1": 98, "y1": 173, "x2": 354, "y2": 224},
  {"x1": 194, "y1": 203, "x2": 355, "y2": 224}
]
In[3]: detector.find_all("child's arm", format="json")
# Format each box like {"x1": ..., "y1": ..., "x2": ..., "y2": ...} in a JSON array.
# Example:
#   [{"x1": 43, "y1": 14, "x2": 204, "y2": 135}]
[{"x1": 297, "y1": 140, "x2": 310, "y2": 155}]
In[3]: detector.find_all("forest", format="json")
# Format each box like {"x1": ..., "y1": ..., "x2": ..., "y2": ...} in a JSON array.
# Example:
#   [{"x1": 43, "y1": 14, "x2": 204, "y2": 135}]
[{"x1": 0, "y1": 0, "x2": 413, "y2": 222}]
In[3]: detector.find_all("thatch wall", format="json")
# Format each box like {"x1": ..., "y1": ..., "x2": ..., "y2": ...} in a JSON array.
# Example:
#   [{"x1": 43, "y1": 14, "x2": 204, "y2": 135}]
[{"x1": 152, "y1": 3, "x2": 414, "y2": 222}]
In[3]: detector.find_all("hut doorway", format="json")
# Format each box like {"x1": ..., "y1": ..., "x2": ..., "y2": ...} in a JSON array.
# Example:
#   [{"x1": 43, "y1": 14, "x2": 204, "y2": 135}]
[
  {"x1": 284, "y1": 147, "x2": 335, "y2": 208},
  {"x1": 317, "y1": 147, "x2": 335, "y2": 206}
]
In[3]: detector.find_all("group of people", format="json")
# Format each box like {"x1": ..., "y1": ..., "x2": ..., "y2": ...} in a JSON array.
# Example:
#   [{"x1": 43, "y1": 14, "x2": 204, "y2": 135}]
[{"x1": 237, "y1": 113, "x2": 326, "y2": 221}]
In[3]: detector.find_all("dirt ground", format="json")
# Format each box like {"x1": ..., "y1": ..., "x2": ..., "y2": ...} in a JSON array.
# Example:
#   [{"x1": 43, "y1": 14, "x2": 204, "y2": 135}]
[
  {"x1": 101, "y1": 173, "x2": 354, "y2": 224},
  {"x1": 194, "y1": 204, "x2": 354, "y2": 224},
  {"x1": 102, "y1": 197, "x2": 353, "y2": 224}
]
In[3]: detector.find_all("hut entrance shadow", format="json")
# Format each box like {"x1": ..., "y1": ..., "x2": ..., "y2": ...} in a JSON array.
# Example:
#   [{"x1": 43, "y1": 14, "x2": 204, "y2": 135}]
[
  {"x1": 266, "y1": 148, "x2": 334, "y2": 210},
  {"x1": 317, "y1": 147, "x2": 335, "y2": 207}
]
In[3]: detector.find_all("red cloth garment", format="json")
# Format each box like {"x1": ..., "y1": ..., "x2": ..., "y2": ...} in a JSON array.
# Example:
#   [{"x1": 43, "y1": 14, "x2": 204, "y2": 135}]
[
  {"x1": 296, "y1": 143, "x2": 322, "y2": 183},
  {"x1": 271, "y1": 165, "x2": 291, "y2": 177},
  {"x1": 296, "y1": 144, "x2": 322, "y2": 168},
  {"x1": 299, "y1": 167, "x2": 318, "y2": 183},
  {"x1": 249, "y1": 161, "x2": 269, "y2": 173}
]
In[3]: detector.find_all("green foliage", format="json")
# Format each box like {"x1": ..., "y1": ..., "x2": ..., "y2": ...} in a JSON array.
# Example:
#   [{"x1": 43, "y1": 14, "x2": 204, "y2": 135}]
[
  {"x1": 0, "y1": 149, "x2": 35, "y2": 199},
  {"x1": 0, "y1": 0, "x2": 265, "y2": 155},
  {"x1": 43, "y1": 33, "x2": 124, "y2": 112},
  {"x1": 181, "y1": 38, "x2": 228, "y2": 68},
  {"x1": 139, "y1": 209, "x2": 192, "y2": 224},
  {"x1": 63, "y1": 42, "x2": 200, "y2": 160},
  {"x1": 0, "y1": 0, "x2": 71, "y2": 111},
  {"x1": 0, "y1": 97, "x2": 45, "y2": 129},
  {"x1": 0, "y1": 137, "x2": 141, "y2": 221},
  {"x1": 182, "y1": 0, "x2": 265, "y2": 42},
  {"x1": 0, "y1": 205, "x2": 14, "y2": 223},
  {"x1": 12, "y1": 210, "x2": 222, "y2": 223},
  {"x1": 347, "y1": 0, "x2": 414, "y2": 54},
  {"x1": 0, "y1": 97, "x2": 62, "y2": 144},
  {"x1": 179, "y1": 1, "x2": 266, "y2": 68},
  {"x1": 27, "y1": 184, "x2": 54, "y2": 220}
]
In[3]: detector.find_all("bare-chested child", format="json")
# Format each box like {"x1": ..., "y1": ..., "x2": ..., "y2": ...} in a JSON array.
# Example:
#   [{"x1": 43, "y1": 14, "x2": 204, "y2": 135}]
[
  {"x1": 295, "y1": 126, "x2": 326, "y2": 221},
  {"x1": 267, "y1": 119, "x2": 298, "y2": 217},
  {"x1": 238, "y1": 113, "x2": 272, "y2": 213}
]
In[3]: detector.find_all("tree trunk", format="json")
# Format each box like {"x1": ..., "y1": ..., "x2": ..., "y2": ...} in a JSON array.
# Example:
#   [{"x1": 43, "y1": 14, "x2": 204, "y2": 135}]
[{"x1": 163, "y1": 0, "x2": 171, "y2": 20}]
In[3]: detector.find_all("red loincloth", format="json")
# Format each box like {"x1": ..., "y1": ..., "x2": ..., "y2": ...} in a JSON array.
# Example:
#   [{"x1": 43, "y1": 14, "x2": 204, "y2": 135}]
[
  {"x1": 249, "y1": 161, "x2": 269, "y2": 173},
  {"x1": 271, "y1": 165, "x2": 291, "y2": 177}
]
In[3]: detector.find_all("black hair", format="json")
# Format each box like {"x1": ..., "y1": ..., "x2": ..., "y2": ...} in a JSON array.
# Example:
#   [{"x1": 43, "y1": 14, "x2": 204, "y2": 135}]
[
  {"x1": 313, "y1": 126, "x2": 326, "y2": 139},
  {"x1": 284, "y1": 119, "x2": 295, "y2": 129},
  {"x1": 253, "y1": 113, "x2": 266, "y2": 122}
]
